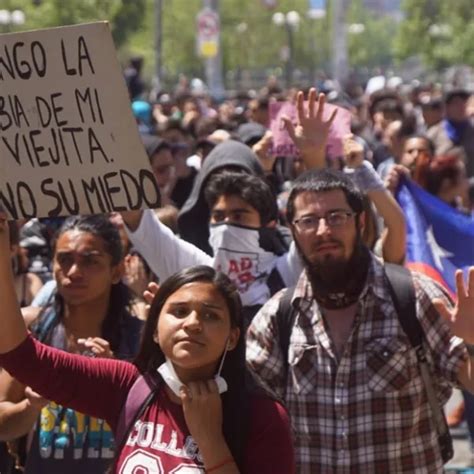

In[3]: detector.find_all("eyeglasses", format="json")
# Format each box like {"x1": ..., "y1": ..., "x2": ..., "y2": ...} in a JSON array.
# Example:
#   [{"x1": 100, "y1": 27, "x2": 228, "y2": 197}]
[{"x1": 292, "y1": 210, "x2": 355, "y2": 232}]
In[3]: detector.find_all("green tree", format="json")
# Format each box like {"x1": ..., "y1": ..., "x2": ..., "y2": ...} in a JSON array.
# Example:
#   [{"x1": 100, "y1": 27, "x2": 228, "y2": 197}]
[
  {"x1": 346, "y1": 0, "x2": 398, "y2": 69},
  {"x1": 126, "y1": 0, "x2": 328, "y2": 89},
  {"x1": 5, "y1": 0, "x2": 145, "y2": 47},
  {"x1": 3, "y1": 0, "x2": 414, "y2": 89},
  {"x1": 394, "y1": 0, "x2": 474, "y2": 69},
  {"x1": 218, "y1": 0, "x2": 330, "y2": 80},
  {"x1": 2, "y1": 1, "x2": 347, "y2": 88}
]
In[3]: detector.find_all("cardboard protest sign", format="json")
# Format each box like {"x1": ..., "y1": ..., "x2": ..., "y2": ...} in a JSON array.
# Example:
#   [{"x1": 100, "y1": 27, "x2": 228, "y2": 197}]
[
  {"x1": 0, "y1": 22, "x2": 160, "y2": 219},
  {"x1": 269, "y1": 100, "x2": 352, "y2": 159}
]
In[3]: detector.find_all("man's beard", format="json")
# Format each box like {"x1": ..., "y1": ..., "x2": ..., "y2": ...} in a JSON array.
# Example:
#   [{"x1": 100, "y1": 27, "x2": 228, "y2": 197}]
[{"x1": 296, "y1": 235, "x2": 371, "y2": 309}]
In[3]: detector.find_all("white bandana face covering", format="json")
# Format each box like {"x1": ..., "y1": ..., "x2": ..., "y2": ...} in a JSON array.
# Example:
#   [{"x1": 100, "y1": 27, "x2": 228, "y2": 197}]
[
  {"x1": 157, "y1": 345, "x2": 229, "y2": 397},
  {"x1": 208, "y1": 223, "x2": 278, "y2": 306}
]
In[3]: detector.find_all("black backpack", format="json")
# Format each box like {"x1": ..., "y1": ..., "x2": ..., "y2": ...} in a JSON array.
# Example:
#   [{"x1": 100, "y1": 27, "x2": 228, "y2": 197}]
[{"x1": 275, "y1": 263, "x2": 454, "y2": 463}]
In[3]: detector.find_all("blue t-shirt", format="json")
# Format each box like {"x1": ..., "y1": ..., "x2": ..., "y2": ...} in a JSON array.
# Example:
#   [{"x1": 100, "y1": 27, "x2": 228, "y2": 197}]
[{"x1": 24, "y1": 293, "x2": 143, "y2": 474}]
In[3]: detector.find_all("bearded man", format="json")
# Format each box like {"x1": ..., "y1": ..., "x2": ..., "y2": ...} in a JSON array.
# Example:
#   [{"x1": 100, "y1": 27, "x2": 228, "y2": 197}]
[{"x1": 246, "y1": 168, "x2": 474, "y2": 473}]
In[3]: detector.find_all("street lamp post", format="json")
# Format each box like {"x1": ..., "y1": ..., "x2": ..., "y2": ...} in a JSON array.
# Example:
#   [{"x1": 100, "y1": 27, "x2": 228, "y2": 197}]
[
  {"x1": 154, "y1": 0, "x2": 163, "y2": 93},
  {"x1": 331, "y1": 0, "x2": 348, "y2": 87},
  {"x1": 272, "y1": 10, "x2": 300, "y2": 88},
  {"x1": 307, "y1": 7, "x2": 326, "y2": 85},
  {"x1": 347, "y1": 23, "x2": 365, "y2": 35},
  {"x1": 235, "y1": 22, "x2": 248, "y2": 90},
  {"x1": 428, "y1": 23, "x2": 453, "y2": 70}
]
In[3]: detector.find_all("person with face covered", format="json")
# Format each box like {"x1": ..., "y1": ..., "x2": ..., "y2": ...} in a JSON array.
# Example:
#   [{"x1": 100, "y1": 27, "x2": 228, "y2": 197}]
[
  {"x1": 246, "y1": 167, "x2": 474, "y2": 473},
  {"x1": 121, "y1": 170, "x2": 302, "y2": 325},
  {"x1": 120, "y1": 89, "x2": 342, "y2": 323},
  {"x1": 176, "y1": 139, "x2": 269, "y2": 256}
]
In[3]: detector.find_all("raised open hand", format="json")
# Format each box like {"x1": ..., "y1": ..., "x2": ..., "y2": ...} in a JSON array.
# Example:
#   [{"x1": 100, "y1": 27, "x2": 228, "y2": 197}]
[
  {"x1": 433, "y1": 267, "x2": 474, "y2": 345},
  {"x1": 281, "y1": 88, "x2": 337, "y2": 168}
]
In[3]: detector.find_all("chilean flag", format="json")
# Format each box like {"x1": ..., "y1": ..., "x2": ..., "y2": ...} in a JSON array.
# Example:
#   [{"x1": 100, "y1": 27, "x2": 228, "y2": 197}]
[{"x1": 396, "y1": 177, "x2": 474, "y2": 297}]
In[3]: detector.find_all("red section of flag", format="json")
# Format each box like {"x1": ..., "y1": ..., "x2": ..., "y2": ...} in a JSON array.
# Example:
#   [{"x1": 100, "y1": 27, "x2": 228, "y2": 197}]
[{"x1": 405, "y1": 262, "x2": 456, "y2": 300}]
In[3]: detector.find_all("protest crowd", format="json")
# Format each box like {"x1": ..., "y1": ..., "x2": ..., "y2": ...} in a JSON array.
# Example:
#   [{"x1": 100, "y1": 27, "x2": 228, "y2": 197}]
[{"x1": 1, "y1": 28, "x2": 474, "y2": 474}]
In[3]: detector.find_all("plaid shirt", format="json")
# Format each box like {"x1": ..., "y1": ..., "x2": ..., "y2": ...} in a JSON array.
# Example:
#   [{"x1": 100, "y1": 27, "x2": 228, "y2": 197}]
[{"x1": 247, "y1": 256, "x2": 468, "y2": 473}]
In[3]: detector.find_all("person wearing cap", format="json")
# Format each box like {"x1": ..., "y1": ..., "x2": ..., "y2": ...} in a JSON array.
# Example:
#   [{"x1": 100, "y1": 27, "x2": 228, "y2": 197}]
[
  {"x1": 237, "y1": 122, "x2": 267, "y2": 148},
  {"x1": 132, "y1": 100, "x2": 155, "y2": 135},
  {"x1": 193, "y1": 129, "x2": 233, "y2": 169},
  {"x1": 427, "y1": 89, "x2": 474, "y2": 178},
  {"x1": 420, "y1": 95, "x2": 444, "y2": 129},
  {"x1": 152, "y1": 93, "x2": 176, "y2": 127},
  {"x1": 236, "y1": 123, "x2": 277, "y2": 190}
]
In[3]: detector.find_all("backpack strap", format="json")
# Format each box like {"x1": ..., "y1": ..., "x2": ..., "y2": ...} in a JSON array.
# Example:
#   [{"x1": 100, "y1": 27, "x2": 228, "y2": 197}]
[
  {"x1": 114, "y1": 372, "x2": 158, "y2": 452},
  {"x1": 266, "y1": 268, "x2": 286, "y2": 297},
  {"x1": 384, "y1": 263, "x2": 454, "y2": 463},
  {"x1": 276, "y1": 286, "x2": 296, "y2": 367},
  {"x1": 384, "y1": 263, "x2": 421, "y2": 347},
  {"x1": 277, "y1": 266, "x2": 418, "y2": 359}
]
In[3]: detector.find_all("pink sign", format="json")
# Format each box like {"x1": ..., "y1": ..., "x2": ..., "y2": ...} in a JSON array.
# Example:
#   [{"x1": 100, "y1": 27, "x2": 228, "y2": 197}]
[{"x1": 269, "y1": 100, "x2": 352, "y2": 159}]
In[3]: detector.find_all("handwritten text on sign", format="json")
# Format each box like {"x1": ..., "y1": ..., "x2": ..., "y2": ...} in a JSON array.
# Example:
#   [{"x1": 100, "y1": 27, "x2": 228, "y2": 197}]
[{"x1": 0, "y1": 22, "x2": 159, "y2": 219}]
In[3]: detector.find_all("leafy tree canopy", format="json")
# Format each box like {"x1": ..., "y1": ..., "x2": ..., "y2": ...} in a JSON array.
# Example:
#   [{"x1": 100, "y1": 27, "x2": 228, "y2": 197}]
[{"x1": 395, "y1": 0, "x2": 474, "y2": 69}]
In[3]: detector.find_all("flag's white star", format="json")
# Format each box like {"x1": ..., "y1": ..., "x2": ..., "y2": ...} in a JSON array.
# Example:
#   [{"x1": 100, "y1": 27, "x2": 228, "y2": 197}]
[{"x1": 426, "y1": 226, "x2": 454, "y2": 269}]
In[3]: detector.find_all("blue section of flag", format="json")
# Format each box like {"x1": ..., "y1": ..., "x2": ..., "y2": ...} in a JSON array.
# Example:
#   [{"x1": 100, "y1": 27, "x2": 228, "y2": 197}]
[{"x1": 396, "y1": 178, "x2": 474, "y2": 293}]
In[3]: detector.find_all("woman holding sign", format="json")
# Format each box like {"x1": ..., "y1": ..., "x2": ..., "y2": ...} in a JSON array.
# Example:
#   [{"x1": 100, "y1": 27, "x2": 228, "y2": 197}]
[{"x1": 0, "y1": 210, "x2": 295, "y2": 473}]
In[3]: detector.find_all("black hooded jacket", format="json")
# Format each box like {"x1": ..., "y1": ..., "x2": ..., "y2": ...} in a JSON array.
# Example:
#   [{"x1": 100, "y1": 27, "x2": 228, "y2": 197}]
[{"x1": 177, "y1": 140, "x2": 264, "y2": 255}]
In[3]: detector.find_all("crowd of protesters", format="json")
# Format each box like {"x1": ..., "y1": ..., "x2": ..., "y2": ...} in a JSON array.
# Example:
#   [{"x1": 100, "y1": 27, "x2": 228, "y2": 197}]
[{"x1": 0, "y1": 59, "x2": 473, "y2": 473}]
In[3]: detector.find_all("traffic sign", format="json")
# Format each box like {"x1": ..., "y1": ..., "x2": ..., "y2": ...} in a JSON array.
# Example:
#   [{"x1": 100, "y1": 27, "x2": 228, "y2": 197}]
[{"x1": 196, "y1": 7, "x2": 220, "y2": 58}]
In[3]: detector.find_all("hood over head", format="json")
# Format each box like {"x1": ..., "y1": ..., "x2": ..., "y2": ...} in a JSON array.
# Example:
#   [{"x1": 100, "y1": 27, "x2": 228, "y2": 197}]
[{"x1": 178, "y1": 140, "x2": 264, "y2": 254}]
